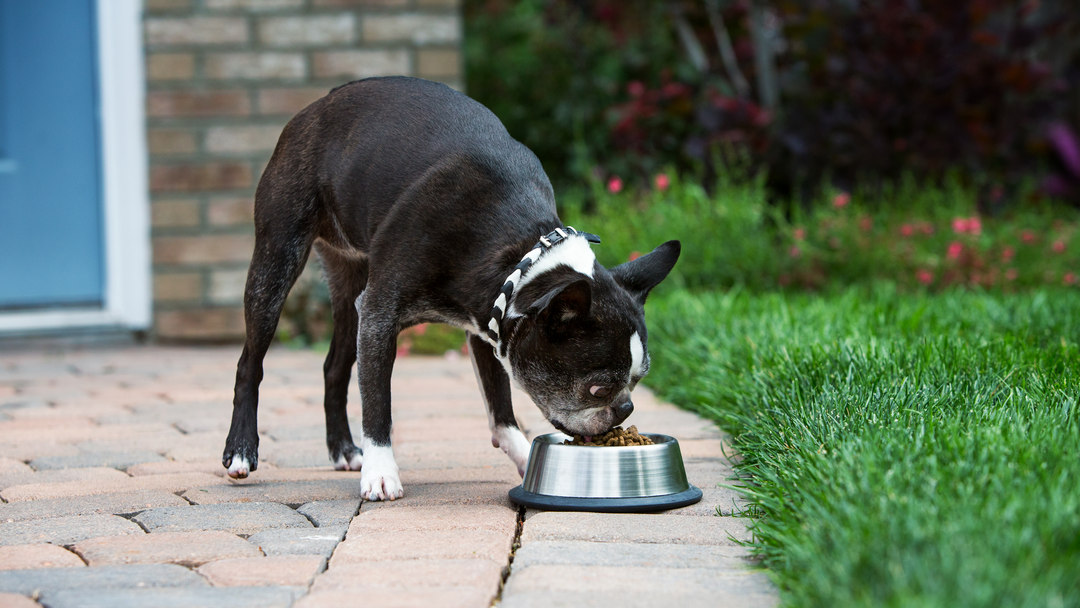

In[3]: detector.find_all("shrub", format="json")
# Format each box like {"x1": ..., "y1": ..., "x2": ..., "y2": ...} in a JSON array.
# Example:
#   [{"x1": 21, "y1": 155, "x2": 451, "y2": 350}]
[
  {"x1": 767, "y1": 0, "x2": 1072, "y2": 202},
  {"x1": 465, "y1": 0, "x2": 1080, "y2": 205},
  {"x1": 464, "y1": 0, "x2": 682, "y2": 189},
  {"x1": 562, "y1": 171, "x2": 783, "y2": 290},
  {"x1": 561, "y1": 173, "x2": 1080, "y2": 291}
]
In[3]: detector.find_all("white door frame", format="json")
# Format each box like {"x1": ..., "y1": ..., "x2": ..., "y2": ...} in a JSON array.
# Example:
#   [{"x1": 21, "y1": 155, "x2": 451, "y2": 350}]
[{"x1": 0, "y1": 0, "x2": 150, "y2": 334}]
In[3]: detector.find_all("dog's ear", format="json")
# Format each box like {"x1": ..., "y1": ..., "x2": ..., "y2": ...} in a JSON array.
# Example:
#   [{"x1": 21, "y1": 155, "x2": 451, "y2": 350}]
[
  {"x1": 527, "y1": 278, "x2": 592, "y2": 323},
  {"x1": 610, "y1": 240, "x2": 681, "y2": 304}
]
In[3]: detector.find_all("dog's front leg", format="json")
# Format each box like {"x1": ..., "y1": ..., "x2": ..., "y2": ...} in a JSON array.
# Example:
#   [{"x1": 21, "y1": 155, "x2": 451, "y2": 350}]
[
  {"x1": 467, "y1": 334, "x2": 531, "y2": 476},
  {"x1": 355, "y1": 293, "x2": 403, "y2": 501}
]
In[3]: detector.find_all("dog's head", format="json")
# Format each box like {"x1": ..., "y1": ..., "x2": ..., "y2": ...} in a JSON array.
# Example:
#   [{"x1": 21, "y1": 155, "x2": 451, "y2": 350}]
[{"x1": 505, "y1": 240, "x2": 680, "y2": 436}]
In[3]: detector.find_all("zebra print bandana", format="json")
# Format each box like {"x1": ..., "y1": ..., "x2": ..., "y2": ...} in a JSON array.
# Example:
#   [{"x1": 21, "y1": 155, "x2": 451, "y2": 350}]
[{"x1": 485, "y1": 226, "x2": 601, "y2": 357}]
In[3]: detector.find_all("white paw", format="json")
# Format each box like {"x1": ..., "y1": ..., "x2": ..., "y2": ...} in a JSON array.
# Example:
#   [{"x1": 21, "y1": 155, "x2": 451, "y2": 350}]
[
  {"x1": 493, "y1": 425, "x2": 532, "y2": 477},
  {"x1": 359, "y1": 442, "x2": 403, "y2": 501},
  {"x1": 227, "y1": 454, "x2": 251, "y2": 479},
  {"x1": 361, "y1": 472, "x2": 403, "y2": 501},
  {"x1": 334, "y1": 451, "x2": 363, "y2": 471}
]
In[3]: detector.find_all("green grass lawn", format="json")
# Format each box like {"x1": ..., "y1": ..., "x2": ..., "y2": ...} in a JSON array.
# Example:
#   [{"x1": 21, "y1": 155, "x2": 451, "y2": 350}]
[{"x1": 646, "y1": 285, "x2": 1080, "y2": 607}]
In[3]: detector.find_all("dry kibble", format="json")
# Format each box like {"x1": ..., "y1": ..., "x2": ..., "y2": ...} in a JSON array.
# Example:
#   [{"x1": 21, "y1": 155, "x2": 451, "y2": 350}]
[{"x1": 564, "y1": 425, "x2": 654, "y2": 447}]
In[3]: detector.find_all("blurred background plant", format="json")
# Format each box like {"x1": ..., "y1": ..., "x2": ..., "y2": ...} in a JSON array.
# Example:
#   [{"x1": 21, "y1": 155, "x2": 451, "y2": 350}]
[
  {"x1": 562, "y1": 172, "x2": 1078, "y2": 291},
  {"x1": 465, "y1": 0, "x2": 1080, "y2": 208}
]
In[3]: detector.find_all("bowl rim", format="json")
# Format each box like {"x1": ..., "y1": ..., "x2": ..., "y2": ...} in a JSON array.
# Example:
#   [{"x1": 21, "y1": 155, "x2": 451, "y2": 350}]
[{"x1": 535, "y1": 431, "x2": 677, "y2": 448}]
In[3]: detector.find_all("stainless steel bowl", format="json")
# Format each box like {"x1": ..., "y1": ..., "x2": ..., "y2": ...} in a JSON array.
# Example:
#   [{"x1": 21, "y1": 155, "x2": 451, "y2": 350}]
[{"x1": 508, "y1": 432, "x2": 702, "y2": 513}]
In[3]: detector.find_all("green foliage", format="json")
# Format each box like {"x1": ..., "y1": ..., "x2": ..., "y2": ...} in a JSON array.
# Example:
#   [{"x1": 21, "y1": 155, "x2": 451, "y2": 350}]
[
  {"x1": 561, "y1": 174, "x2": 1080, "y2": 291},
  {"x1": 562, "y1": 171, "x2": 783, "y2": 289},
  {"x1": 464, "y1": 0, "x2": 684, "y2": 188},
  {"x1": 397, "y1": 323, "x2": 467, "y2": 356},
  {"x1": 645, "y1": 286, "x2": 1080, "y2": 607}
]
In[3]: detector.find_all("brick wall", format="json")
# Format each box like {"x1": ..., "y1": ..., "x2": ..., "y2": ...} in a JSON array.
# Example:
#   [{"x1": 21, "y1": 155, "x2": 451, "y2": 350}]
[{"x1": 144, "y1": 0, "x2": 462, "y2": 341}]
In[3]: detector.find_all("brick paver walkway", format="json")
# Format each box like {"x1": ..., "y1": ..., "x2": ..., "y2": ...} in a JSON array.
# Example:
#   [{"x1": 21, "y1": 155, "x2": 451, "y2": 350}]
[{"x1": 0, "y1": 345, "x2": 777, "y2": 607}]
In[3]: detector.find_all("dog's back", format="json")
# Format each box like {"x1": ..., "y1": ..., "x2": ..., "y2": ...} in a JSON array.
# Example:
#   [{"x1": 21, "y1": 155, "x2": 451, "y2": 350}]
[{"x1": 259, "y1": 77, "x2": 557, "y2": 257}]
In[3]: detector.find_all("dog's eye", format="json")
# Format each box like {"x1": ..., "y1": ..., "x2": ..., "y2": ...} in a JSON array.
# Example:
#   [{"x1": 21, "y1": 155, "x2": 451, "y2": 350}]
[{"x1": 589, "y1": 385, "x2": 613, "y2": 399}]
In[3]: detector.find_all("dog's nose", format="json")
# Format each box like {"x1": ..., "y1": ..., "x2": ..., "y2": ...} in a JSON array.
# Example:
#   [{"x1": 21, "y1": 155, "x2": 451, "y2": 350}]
[{"x1": 614, "y1": 401, "x2": 634, "y2": 422}]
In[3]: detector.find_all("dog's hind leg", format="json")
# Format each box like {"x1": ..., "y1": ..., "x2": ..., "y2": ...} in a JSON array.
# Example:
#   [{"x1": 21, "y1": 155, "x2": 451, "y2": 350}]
[
  {"x1": 223, "y1": 183, "x2": 316, "y2": 479},
  {"x1": 315, "y1": 241, "x2": 368, "y2": 471},
  {"x1": 467, "y1": 333, "x2": 530, "y2": 476}
]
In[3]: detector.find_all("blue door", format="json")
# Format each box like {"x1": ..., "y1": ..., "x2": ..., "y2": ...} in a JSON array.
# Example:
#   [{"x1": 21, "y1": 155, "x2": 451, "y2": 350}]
[{"x1": 0, "y1": 0, "x2": 103, "y2": 311}]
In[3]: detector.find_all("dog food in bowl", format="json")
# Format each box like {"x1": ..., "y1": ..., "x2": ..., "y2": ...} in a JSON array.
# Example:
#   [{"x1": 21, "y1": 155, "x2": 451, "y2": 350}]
[{"x1": 563, "y1": 425, "x2": 655, "y2": 447}]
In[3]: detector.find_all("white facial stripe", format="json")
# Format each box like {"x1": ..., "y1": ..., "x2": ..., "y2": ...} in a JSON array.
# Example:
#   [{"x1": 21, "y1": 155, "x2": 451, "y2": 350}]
[
  {"x1": 508, "y1": 237, "x2": 596, "y2": 318},
  {"x1": 629, "y1": 332, "x2": 645, "y2": 379}
]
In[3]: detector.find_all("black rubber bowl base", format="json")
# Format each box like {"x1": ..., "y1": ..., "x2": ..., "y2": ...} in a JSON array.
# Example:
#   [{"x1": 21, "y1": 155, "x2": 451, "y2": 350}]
[{"x1": 508, "y1": 485, "x2": 703, "y2": 513}]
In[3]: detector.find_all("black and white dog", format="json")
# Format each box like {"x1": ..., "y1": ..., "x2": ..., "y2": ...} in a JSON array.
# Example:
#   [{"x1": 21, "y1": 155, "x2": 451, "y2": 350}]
[{"x1": 223, "y1": 77, "x2": 680, "y2": 501}]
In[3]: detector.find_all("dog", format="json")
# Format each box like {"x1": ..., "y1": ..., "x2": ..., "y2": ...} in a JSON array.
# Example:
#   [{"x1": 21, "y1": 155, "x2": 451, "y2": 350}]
[{"x1": 222, "y1": 76, "x2": 680, "y2": 501}]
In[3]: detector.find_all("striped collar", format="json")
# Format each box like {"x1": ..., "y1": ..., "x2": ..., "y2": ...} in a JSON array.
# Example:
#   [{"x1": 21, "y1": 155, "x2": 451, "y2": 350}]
[{"x1": 484, "y1": 226, "x2": 600, "y2": 357}]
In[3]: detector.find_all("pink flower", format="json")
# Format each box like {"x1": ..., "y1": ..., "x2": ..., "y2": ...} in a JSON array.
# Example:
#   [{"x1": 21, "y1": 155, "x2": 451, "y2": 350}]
[
  {"x1": 788, "y1": 246, "x2": 801, "y2": 258},
  {"x1": 947, "y1": 241, "x2": 963, "y2": 260},
  {"x1": 607, "y1": 176, "x2": 623, "y2": 194},
  {"x1": 413, "y1": 323, "x2": 428, "y2": 336},
  {"x1": 1021, "y1": 230, "x2": 1036, "y2": 244},
  {"x1": 916, "y1": 269, "x2": 933, "y2": 285},
  {"x1": 919, "y1": 222, "x2": 935, "y2": 235},
  {"x1": 900, "y1": 224, "x2": 914, "y2": 237},
  {"x1": 951, "y1": 216, "x2": 982, "y2": 235},
  {"x1": 1006, "y1": 268, "x2": 1019, "y2": 281},
  {"x1": 832, "y1": 192, "x2": 851, "y2": 208},
  {"x1": 628, "y1": 251, "x2": 641, "y2": 261},
  {"x1": 1052, "y1": 240, "x2": 1066, "y2": 253},
  {"x1": 1065, "y1": 272, "x2": 1078, "y2": 285},
  {"x1": 968, "y1": 216, "x2": 982, "y2": 235},
  {"x1": 859, "y1": 216, "x2": 873, "y2": 232},
  {"x1": 793, "y1": 227, "x2": 806, "y2": 241},
  {"x1": 654, "y1": 173, "x2": 671, "y2": 191},
  {"x1": 627, "y1": 81, "x2": 646, "y2": 97},
  {"x1": 1002, "y1": 246, "x2": 1015, "y2": 261}
]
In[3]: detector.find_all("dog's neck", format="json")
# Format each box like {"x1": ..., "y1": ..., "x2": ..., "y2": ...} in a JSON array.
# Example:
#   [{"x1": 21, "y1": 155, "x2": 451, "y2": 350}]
[{"x1": 480, "y1": 226, "x2": 600, "y2": 357}]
